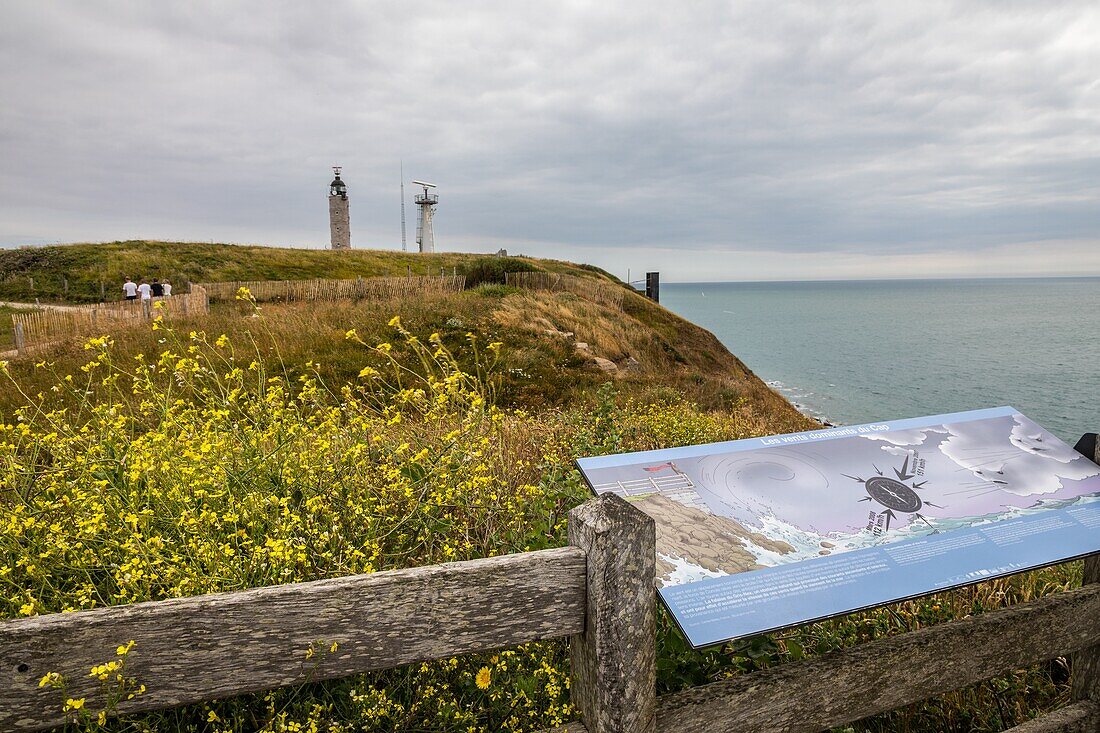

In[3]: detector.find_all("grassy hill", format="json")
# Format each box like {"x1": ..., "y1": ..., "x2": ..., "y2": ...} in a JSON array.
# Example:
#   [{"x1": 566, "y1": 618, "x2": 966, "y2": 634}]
[
  {"x1": 0, "y1": 240, "x2": 613, "y2": 303},
  {"x1": 0, "y1": 242, "x2": 804, "y2": 430}
]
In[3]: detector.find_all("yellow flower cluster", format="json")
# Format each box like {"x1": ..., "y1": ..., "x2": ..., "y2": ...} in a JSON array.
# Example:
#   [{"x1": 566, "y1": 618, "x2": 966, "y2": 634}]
[
  {"x1": 1, "y1": 325, "x2": 579, "y2": 731},
  {"x1": 38, "y1": 640, "x2": 145, "y2": 727}
]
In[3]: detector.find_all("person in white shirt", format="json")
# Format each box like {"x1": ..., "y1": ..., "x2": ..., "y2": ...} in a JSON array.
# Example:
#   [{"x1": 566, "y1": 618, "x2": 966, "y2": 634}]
[
  {"x1": 137, "y1": 280, "x2": 152, "y2": 300},
  {"x1": 123, "y1": 277, "x2": 138, "y2": 300},
  {"x1": 162, "y1": 280, "x2": 173, "y2": 297}
]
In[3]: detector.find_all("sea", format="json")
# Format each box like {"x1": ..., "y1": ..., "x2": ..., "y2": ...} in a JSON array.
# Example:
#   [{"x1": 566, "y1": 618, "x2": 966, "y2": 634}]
[{"x1": 661, "y1": 277, "x2": 1100, "y2": 445}]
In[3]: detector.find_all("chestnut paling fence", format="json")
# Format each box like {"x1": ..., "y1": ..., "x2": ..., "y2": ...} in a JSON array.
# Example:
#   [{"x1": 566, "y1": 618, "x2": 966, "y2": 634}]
[
  {"x1": 10, "y1": 286, "x2": 210, "y2": 354},
  {"x1": 1, "y1": 444, "x2": 1098, "y2": 732},
  {"x1": 196, "y1": 274, "x2": 465, "y2": 303},
  {"x1": 8, "y1": 276, "x2": 466, "y2": 354}
]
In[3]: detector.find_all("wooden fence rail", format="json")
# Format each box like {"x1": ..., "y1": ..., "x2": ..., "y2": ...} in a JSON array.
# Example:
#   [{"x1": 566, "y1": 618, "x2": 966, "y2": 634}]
[
  {"x1": 0, "y1": 547, "x2": 585, "y2": 731},
  {"x1": 655, "y1": 580, "x2": 1100, "y2": 733},
  {"x1": 1, "y1": 449, "x2": 1097, "y2": 732},
  {"x1": 505, "y1": 272, "x2": 626, "y2": 311},
  {"x1": 196, "y1": 275, "x2": 465, "y2": 303},
  {"x1": 10, "y1": 286, "x2": 209, "y2": 354}
]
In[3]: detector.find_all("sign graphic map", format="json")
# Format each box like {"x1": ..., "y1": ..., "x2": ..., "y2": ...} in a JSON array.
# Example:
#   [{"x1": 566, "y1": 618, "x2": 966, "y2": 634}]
[{"x1": 575, "y1": 407, "x2": 1100, "y2": 647}]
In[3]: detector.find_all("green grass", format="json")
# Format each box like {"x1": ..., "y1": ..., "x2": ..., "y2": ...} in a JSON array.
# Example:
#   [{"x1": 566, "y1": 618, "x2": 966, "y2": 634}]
[{"x1": 0, "y1": 241, "x2": 621, "y2": 304}]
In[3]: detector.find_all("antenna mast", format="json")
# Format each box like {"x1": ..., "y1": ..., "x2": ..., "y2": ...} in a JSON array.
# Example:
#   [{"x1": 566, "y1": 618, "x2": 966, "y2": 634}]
[{"x1": 400, "y1": 161, "x2": 407, "y2": 252}]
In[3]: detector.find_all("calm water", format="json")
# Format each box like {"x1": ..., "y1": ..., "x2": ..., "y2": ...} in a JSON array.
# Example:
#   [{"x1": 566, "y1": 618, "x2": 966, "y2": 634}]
[{"x1": 662, "y1": 278, "x2": 1100, "y2": 444}]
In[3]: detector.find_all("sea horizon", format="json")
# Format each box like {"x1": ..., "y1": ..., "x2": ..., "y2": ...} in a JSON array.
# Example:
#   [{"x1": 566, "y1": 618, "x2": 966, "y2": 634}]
[{"x1": 663, "y1": 274, "x2": 1100, "y2": 285}]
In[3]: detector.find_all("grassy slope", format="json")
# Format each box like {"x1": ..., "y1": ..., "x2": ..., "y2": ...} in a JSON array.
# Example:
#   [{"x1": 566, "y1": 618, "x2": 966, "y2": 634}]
[
  {"x1": 0, "y1": 241, "x2": 808, "y2": 431},
  {"x1": 0, "y1": 240, "x2": 614, "y2": 303},
  {"x1": 0, "y1": 288, "x2": 810, "y2": 435}
]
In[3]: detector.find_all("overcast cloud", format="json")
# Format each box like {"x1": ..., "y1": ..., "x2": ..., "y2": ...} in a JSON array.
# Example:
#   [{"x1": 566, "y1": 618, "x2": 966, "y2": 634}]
[{"x1": 2, "y1": 1, "x2": 1098, "y2": 280}]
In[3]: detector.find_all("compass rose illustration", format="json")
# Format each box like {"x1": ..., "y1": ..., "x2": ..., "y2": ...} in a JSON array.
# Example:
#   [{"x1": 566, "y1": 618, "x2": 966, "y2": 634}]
[{"x1": 842, "y1": 454, "x2": 943, "y2": 531}]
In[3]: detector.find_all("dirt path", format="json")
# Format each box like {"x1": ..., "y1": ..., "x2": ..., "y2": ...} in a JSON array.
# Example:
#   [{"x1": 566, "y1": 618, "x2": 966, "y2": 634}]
[{"x1": 0, "y1": 300, "x2": 85, "y2": 312}]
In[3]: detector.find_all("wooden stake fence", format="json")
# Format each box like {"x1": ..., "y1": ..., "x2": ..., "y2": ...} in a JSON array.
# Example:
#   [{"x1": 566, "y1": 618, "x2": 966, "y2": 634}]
[
  {"x1": 505, "y1": 272, "x2": 626, "y2": 311},
  {"x1": 196, "y1": 275, "x2": 465, "y2": 303},
  {"x1": 7, "y1": 274, "x2": 463, "y2": 355},
  {"x1": 10, "y1": 286, "x2": 209, "y2": 354}
]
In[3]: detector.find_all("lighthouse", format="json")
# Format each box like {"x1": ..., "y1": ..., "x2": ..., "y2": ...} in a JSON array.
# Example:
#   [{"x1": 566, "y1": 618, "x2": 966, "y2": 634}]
[{"x1": 328, "y1": 166, "x2": 351, "y2": 250}]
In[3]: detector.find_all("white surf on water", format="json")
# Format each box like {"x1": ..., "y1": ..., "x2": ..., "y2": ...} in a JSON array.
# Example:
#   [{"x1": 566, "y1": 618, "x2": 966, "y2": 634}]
[
  {"x1": 734, "y1": 493, "x2": 1100, "y2": 569},
  {"x1": 659, "y1": 553, "x2": 728, "y2": 587}
]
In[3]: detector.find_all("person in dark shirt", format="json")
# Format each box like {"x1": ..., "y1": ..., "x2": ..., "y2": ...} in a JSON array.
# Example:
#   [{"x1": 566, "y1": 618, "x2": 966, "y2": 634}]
[{"x1": 151, "y1": 278, "x2": 164, "y2": 297}]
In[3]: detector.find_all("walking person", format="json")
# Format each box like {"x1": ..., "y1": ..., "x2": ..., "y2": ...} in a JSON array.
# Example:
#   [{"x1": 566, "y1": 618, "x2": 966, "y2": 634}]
[
  {"x1": 162, "y1": 279, "x2": 172, "y2": 297},
  {"x1": 151, "y1": 278, "x2": 164, "y2": 297},
  {"x1": 137, "y1": 279, "x2": 152, "y2": 300},
  {"x1": 123, "y1": 276, "x2": 138, "y2": 300}
]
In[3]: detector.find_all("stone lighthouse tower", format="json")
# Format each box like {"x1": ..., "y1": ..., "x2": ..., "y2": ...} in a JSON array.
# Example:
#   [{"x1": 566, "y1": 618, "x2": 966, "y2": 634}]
[{"x1": 328, "y1": 166, "x2": 351, "y2": 250}]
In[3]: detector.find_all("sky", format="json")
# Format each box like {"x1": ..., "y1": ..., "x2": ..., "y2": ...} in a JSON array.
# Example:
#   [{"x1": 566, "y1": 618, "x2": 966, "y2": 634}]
[{"x1": 2, "y1": 2, "x2": 1099, "y2": 282}]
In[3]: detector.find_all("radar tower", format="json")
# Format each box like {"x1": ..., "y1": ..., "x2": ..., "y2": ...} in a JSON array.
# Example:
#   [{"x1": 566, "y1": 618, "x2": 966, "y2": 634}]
[{"x1": 413, "y1": 180, "x2": 438, "y2": 254}]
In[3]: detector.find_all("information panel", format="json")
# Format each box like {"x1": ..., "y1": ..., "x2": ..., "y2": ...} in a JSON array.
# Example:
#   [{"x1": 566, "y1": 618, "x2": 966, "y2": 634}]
[{"x1": 575, "y1": 406, "x2": 1100, "y2": 648}]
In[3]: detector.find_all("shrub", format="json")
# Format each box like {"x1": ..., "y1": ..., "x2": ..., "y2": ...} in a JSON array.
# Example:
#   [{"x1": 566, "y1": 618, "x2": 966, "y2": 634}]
[
  {"x1": 472, "y1": 284, "x2": 520, "y2": 298},
  {"x1": 462, "y1": 257, "x2": 539, "y2": 288}
]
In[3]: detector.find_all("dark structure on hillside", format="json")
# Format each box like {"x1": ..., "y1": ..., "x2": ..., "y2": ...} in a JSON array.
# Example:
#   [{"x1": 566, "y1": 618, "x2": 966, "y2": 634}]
[{"x1": 645, "y1": 272, "x2": 660, "y2": 303}]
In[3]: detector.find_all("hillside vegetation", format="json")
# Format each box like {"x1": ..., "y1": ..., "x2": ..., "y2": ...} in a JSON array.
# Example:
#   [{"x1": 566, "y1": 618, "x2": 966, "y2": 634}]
[
  {"x1": 0, "y1": 242, "x2": 1084, "y2": 733},
  {"x1": 0, "y1": 240, "x2": 609, "y2": 303}
]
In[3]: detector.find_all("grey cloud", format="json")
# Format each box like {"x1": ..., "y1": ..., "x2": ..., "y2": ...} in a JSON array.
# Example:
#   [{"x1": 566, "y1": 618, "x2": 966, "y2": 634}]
[{"x1": 1, "y1": 1, "x2": 1098, "y2": 279}]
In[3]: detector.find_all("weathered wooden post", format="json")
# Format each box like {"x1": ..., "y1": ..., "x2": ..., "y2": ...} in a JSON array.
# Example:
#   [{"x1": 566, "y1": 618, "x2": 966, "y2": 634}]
[
  {"x1": 1072, "y1": 437, "x2": 1100, "y2": 707},
  {"x1": 14, "y1": 322, "x2": 25, "y2": 355},
  {"x1": 568, "y1": 493, "x2": 656, "y2": 733}
]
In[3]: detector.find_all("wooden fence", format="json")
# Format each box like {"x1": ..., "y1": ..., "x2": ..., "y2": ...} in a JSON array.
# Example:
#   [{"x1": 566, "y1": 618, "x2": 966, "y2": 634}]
[
  {"x1": 196, "y1": 275, "x2": 465, "y2": 303},
  {"x1": 1, "y1": 442, "x2": 1098, "y2": 732},
  {"x1": 11, "y1": 286, "x2": 209, "y2": 354},
  {"x1": 506, "y1": 272, "x2": 626, "y2": 311},
  {"x1": 7, "y1": 275, "x2": 463, "y2": 355}
]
